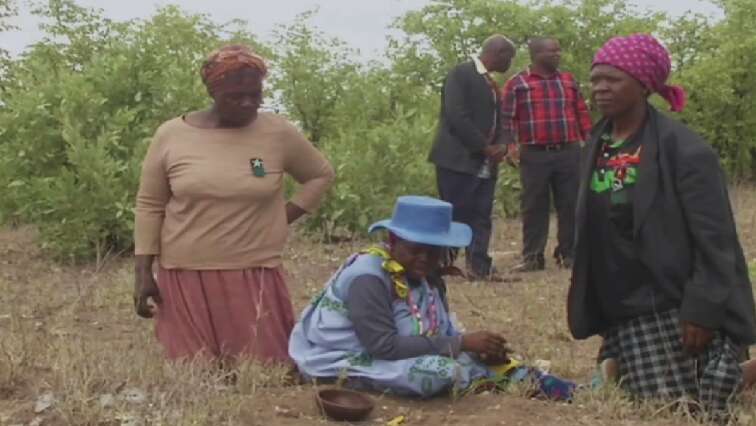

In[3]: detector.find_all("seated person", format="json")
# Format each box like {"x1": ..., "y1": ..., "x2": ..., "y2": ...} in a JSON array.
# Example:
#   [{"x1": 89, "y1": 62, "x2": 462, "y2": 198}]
[{"x1": 289, "y1": 195, "x2": 575, "y2": 399}]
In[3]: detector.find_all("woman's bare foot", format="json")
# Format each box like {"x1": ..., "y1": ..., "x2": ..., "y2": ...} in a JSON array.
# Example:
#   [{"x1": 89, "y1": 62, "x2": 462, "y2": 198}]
[
  {"x1": 741, "y1": 359, "x2": 756, "y2": 389},
  {"x1": 600, "y1": 358, "x2": 619, "y2": 383}
]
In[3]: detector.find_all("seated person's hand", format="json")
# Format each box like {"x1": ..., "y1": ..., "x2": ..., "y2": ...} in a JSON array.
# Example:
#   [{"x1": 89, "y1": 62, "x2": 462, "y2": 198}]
[
  {"x1": 461, "y1": 331, "x2": 509, "y2": 358},
  {"x1": 477, "y1": 338, "x2": 513, "y2": 366},
  {"x1": 477, "y1": 351, "x2": 512, "y2": 366}
]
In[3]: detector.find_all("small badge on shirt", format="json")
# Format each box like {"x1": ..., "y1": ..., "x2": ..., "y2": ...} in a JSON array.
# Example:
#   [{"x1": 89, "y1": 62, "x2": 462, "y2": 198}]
[
  {"x1": 250, "y1": 158, "x2": 266, "y2": 177},
  {"x1": 612, "y1": 178, "x2": 624, "y2": 192}
]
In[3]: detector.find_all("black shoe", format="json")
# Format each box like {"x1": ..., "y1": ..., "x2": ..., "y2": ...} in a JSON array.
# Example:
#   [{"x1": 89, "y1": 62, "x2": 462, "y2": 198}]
[
  {"x1": 511, "y1": 256, "x2": 545, "y2": 273},
  {"x1": 467, "y1": 266, "x2": 523, "y2": 283},
  {"x1": 553, "y1": 249, "x2": 573, "y2": 269},
  {"x1": 467, "y1": 272, "x2": 523, "y2": 283},
  {"x1": 556, "y1": 255, "x2": 573, "y2": 269}
]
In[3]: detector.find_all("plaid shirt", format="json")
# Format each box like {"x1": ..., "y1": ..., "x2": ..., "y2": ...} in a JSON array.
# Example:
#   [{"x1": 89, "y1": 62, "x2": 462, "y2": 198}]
[{"x1": 501, "y1": 68, "x2": 592, "y2": 145}]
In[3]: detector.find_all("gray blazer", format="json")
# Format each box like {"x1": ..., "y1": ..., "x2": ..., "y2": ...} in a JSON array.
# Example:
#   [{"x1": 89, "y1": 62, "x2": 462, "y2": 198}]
[{"x1": 428, "y1": 61, "x2": 502, "y2": 175}]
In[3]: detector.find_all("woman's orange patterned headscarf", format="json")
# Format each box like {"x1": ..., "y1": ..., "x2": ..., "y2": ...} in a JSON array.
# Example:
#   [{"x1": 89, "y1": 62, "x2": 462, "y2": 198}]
[{"x1": 200, "y1": 45, "x2": 268, "y2": 93}]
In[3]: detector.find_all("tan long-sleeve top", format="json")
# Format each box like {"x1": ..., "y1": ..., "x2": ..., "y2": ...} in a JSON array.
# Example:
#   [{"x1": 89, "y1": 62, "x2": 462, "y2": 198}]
[{"x1": 134, "y1": 112, "x2": 335, "y2": 270}]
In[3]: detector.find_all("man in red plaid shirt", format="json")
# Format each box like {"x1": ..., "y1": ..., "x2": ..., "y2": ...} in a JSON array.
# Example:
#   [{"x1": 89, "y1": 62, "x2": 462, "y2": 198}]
[{"x1": 501, "y1": 37, "x2": 592, "y2": 272}]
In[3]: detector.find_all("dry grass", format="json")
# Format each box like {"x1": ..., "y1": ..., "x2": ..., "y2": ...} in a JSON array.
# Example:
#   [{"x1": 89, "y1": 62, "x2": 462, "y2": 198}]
[{"x1": 1, "y1": 186, "x2": 756, "y2": 425}]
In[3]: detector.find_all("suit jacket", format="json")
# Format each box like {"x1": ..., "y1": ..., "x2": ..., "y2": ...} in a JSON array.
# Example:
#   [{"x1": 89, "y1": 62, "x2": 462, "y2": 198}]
[
  {"x1": 428, "y1": 61, "x2": 501, "y2": 175},
  {"x1": 568, "y1": 105, "x2": 756, "y2": 345}
]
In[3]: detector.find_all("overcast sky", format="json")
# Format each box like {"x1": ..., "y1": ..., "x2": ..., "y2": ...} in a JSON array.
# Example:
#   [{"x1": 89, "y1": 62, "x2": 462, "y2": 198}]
[{"x1": 1, "y1": 0, "x2": 722, "y2": 58}]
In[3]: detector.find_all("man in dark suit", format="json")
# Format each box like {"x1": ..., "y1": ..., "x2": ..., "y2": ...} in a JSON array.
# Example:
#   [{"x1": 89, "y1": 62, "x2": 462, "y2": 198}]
[{"x1": 428, "y1": 35, "x2": 516, "y2": 282}]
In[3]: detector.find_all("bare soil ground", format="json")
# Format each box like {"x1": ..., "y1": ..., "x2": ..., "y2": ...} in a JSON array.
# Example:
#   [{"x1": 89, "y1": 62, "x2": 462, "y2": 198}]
[{"x1": 2, "y1": 186, "x2": 756, "y2": 425}]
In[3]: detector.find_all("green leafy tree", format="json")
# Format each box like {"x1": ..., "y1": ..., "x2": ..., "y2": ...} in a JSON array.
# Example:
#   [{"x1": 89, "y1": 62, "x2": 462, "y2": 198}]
[
  {"x1": 267, "y1": 12, "x2": 441, "y2": 238},
  {"x1": 0, "y1": 0, "x2": 17, "y2": 89},
  {"x1": 387, "y1": 0, "x2": 665, "y2": 218},
  {"x1": 672, "y1": 0, "x2": 756, "y2": 178},
  {"x1": 0, "y1": 0, "x2": 16, "y2": 41},
  {"x1": 3, "y1": 0, "x2": 755, "y2": 259},
  {"x1": 0, "y1": 3, "x2": 262, "y2": 261},
  {"x1": 390, "y1": 0, "x2": 663, "y2": 88},
  {"x1": 268, "y1": 10, "x2": 358, "y2": 145}
]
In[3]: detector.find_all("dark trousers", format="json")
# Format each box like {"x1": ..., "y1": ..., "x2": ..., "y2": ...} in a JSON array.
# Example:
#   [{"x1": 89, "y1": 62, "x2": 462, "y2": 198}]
[
  {"x1": 436, "y1": 167, "x2": 496, "y2": 276},
  {"x1": 519, "y1": 144, "x2": 580, "y2": 261}
]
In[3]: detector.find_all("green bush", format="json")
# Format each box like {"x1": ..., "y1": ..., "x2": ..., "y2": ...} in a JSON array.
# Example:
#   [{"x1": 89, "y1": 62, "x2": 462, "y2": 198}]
[
  {"x1": 309, "y1": 112, "x2": 438, "y2": 239},
  {"x1": 2, "y1": 0, "x2": 756, "y2": 261},
  {"x1": 0, "y1": 2, "x2": 259, "y2": 261}
]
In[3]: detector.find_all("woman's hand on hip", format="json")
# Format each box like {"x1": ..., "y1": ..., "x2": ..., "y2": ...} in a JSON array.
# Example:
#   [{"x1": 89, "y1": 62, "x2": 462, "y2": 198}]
[{"x1": 285, "y1": 202, "x2": 307, "y2": 224}]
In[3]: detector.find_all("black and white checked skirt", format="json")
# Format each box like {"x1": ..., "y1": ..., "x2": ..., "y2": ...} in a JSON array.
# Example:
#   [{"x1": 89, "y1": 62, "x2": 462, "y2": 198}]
[{"x1": 599, "y1": 309, "x2": 743, "y2": 415}]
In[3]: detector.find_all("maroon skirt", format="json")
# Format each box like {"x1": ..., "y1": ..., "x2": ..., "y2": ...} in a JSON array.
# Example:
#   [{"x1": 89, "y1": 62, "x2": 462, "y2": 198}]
[{"x1": 155, "y1": 266, "x2": 295, "y2": 365}]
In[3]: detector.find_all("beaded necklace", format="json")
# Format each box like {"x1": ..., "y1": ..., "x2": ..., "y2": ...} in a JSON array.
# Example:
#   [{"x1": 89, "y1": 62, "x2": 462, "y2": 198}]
[
  {"x1": 594, "y1": 133, "x2": 642, "y2": 193},
  {"x1": 407, "y1": 284, "x2": 440, "y2": 336},
  {"x1": 361, "y1": 247, "x2": 440, "y2": 336}
]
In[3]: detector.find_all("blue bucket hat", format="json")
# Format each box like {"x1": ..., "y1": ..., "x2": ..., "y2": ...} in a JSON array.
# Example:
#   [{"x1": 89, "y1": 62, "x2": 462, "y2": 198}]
[{"x1": 368, "y1": 196, "x2": 472, "y2": 248}]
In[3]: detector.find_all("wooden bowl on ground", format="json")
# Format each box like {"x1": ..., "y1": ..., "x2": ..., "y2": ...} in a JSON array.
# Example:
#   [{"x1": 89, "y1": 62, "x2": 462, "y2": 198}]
[{"x1": 315, "y1": 388, "x2": 374, "y2": 422}]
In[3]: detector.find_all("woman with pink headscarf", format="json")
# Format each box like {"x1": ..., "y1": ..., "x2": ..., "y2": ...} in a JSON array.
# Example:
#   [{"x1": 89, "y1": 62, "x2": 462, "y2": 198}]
[{"x1": 567, "y1": 34, "x2": 756, "y2": 419}]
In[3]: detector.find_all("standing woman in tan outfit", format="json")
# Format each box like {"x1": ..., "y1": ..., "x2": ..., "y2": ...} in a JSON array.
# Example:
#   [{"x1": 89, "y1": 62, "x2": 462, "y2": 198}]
[{"x1": 133, "y1": 45, "x2": 335, "y2": 364}]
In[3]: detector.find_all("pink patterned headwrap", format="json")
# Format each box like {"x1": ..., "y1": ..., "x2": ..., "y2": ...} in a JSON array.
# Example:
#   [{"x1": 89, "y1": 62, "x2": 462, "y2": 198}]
[{"x1": 592, "y1": 34, "x2": 686, "y2": 112}]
